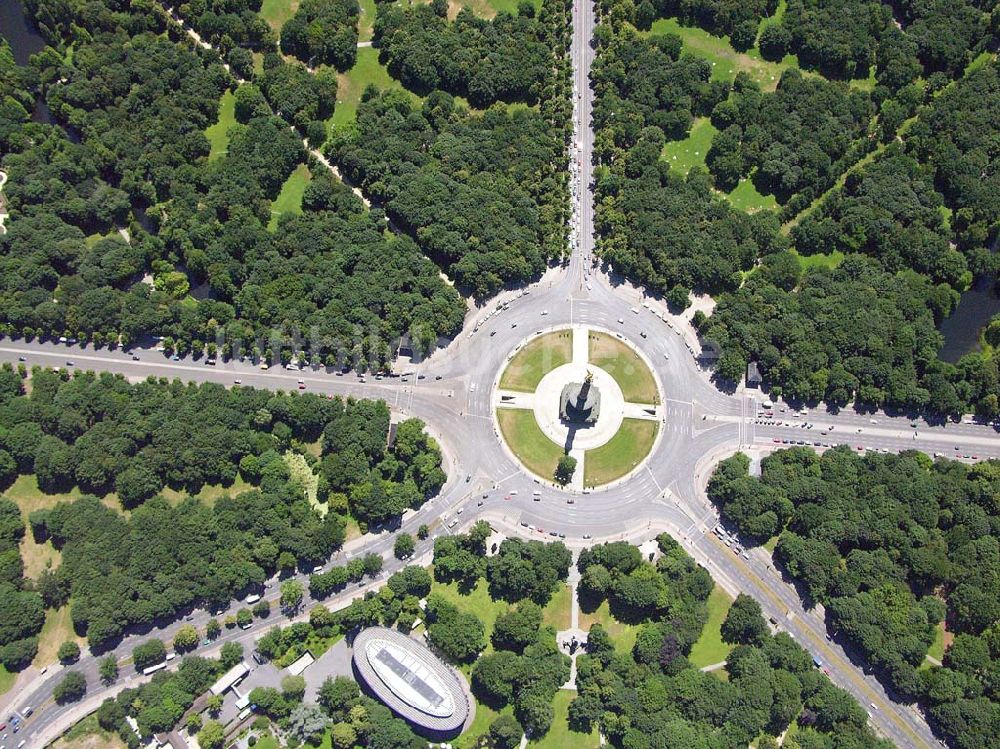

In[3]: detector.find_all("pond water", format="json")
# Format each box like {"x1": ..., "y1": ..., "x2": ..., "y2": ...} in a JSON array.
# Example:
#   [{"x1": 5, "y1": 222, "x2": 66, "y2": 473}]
[
  {"x1": 938, "y1": 274, "x2": 1000, "y2": 362},
  {"x1": 0, "y1": 0, "x2": 46, "y2": 65},
  {"x1": 1, "y1": 0, "x2": 57, "y2": 125}
]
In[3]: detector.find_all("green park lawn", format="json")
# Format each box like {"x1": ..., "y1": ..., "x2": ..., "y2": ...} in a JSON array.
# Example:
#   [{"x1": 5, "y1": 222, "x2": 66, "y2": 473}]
[
  {"x1": 358, "y1": 0, "x2": 377, "y2": 41},
  {"x1": 661, "y1": 117, "x2": 717, "y2": 176},
  {"x1": 542, "y1": 583, "x2": 572, "y2": 630},
  {"x1": 0, "y1": 665, "x2": 14, "y2": 696},
  {"x1": 583, "y1": 419, "x2": 658, "y2": 487},
  {"x1": 450, "y1": 0, "x2": 542, "y2": 19},
  {"x1": 587, "y1": 332, "x2": 659, "y2": 404},
  {"x1": 431, "y1": 576, "x2": 510, "y2": 638},
  {"x1": 259, "y1": 0, "x2": 299, "y2": 32},
  {"x1": 727, "y1": 177, "x2": 779, "y2": 213},
  {"x1": 499, "y1": 330, "x2": 573, "y2": 392},
  {"x1": 205, "y1": 89, "x2": 236, "y2": 161},
  {"x1": 51, "y1": 714, "x2": 126, "y2": 749},
  {"x1": 688, "y1": 585, "x2": 735, "y2": 668},
  {"x1": 34, "y1": 605, "x2": 84, "y2": 669},
  {"x1": 794, "y1": 248, "x2": 845, "y2": 273},
  {"x1": 496, "y1": 409, "x2": 566, "y2": 481},
  {"x1": 253, "y1": 737, "x2": 280, "y2": 749},
  {"x1": 646, "y1": 17, "x2": 797, "y2": 91},
  {"x1": 454, "y1": 701, "x2": 508, "y2": 749},
  {"x1": 158, "y1": 474, "x2": 257, "y2": 508},
  {"x1": 267, "y1": 163, "x2": 312, "y2": 231},
  {"x1": 329, "y1": 47, "x2": 420, "y2": 131},
  {"x1": 530, "y1": 690, "x2": 600, "y2": 749},
  {"x1": 577, "y1": 600, "x2": 639, "y2": 654}
]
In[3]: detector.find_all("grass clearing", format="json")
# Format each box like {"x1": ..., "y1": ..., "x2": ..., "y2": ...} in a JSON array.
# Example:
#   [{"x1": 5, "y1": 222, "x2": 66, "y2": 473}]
[
  {"x1": 159, "y1": 474, "x2": 256, "y2": 508},
  {"x1": 254, "y1": 737, "x2": 280, "y2": 749},
  {"x1": 530, "y1": 690, "x2": 599, "y2": 749},
  {"x1": 268, "y1": 163, "x2": 312, "y2": 231},
  {"x1": 52, "y1": 714, "x2": 126, "y2": 749},
  {"x1": 21, "y1": 525, "x2": 61, "y2": 579},
  {"x1": 358, "y1": 0, "x2": 377, "y2": 40},
  {"x1": 285, "y1": 450, "x2": 320, "y2": 511},
  {"x1": 34, "y1": 605, "x2": 84, "y2": 669},
  {"x1": 927, "y1": 620, "x2": 946, "y2": 662},
  {"x1": 587, "y1": 332, "x2": 659, "y2": 404},
  {"x1": 763, "y1": 535, "x2": 779, "y2": 553},
  {"x1": 205, "y1": 89, "x2": 236, "y2": 161},
  {"x1": 661, "y1": 117, "x2": 717, "y2": 175},
  {"x1": 727, "y1": 178, "x2": 779, "y2": 213},
  {"x1": 794, "y1": 248, "x2": 845, "y2": 273},
  {"x1": 646, "y1": 17, "x2": 796, "y2": 91},
  {"x1": 329, "y1": 47, "x2": 420, "y2": 130},
  {"x1": 496, "y1": 408, "x2": 566, "y2": 481},
  {"x1": 455, "y1": 700, "x2": 512, "y2": 749},
  {"x1": 583, "y1": 419, "x2": 658, "y2": 487},
  {"x1": 542, "y1": 583, "x2": 572, "y2": 631},
  {"x1": 499, "y1": 330, "x2": 573, "y2": 392},
  {"x1": 431, "y1": 576, "x2": 510, "y2": 638},
  {"x1": 688, "y1": 585, "x2": 734, "y2": 668},
  {"x1": 0, "y1": 665, "x2": 14, "y2": 696},
  {"x1": 448, "y1": 0, "x2": 541, "y2": 19},
  {"x1": 578, "y1": 599, "x2": 639, "y2": 654},
  {"x1": 259, "y1": 0, "x2": 300, "y2": 32}
]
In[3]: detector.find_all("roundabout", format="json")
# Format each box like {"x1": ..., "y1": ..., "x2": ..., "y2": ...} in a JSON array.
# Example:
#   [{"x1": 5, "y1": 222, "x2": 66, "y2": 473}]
[{"x1": 493, "y1": 325, "x2": 662, "y2": 489}]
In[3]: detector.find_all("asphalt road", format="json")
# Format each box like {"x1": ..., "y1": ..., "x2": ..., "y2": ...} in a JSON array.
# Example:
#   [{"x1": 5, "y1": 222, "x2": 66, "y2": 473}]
[{"x1": 2, "y1": 1, "x2": 996, "y2": 746}]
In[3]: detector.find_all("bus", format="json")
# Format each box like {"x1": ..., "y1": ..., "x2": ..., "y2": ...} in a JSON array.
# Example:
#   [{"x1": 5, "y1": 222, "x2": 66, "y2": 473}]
[{"x1": 142, "y1": 662, "x2": 167, "y2": 676}]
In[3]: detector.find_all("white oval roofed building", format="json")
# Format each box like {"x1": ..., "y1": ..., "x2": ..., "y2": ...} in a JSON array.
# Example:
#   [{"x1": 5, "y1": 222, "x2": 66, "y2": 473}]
[{"x1": 352, "y1": 626, "x2": 470, "y2": 735}]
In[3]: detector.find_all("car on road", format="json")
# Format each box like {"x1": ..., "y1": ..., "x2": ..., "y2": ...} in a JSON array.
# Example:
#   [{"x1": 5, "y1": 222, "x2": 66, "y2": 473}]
[
  {"x1": 66, "y1": 360, "x2": 74, "y2": 366},
  {"x1": 582, "y1": 533, "x2": 591, "y2": 539},
  {"x1": 17, "y1": 356, "x2": 25, "y2": 362},
  {"x1": 234, "y1": 378, "x2": 242, "y2": 384},
  {"x1": 639, "y1": 330, "x2": 647, "y2": 338},
  {"x1": 132, "y1": 354, "x2": 140, "y2": 360}
]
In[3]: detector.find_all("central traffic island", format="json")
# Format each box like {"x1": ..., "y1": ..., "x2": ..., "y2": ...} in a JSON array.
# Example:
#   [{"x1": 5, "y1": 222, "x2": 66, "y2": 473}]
[{"x1": 494, "y1": 325, "x2": 662, "y2": 490}]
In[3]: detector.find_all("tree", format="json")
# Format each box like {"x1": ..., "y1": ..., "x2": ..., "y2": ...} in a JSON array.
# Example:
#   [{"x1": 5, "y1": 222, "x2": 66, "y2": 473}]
[
  {"x1": 206, "y1": 694, "x2": 224, "y2": 717},
  {"x1": 174, "y1": 625, "x2": 199, "y2": 653},
  {"x1": 330, "y1": 722, "x2": 357, "y2": 749},
  {"x1": 318, "y1": 676, "x2": 359, "y2": 718},
  {"x1": 58, "y1": 640, "x2": 80, "y2": 664},
  {"x1": 220, "y1": 641, "x2": 244, "y2": 670},
  {"x1": 237, "y1": 608, "x2": 253, "y2": 628},
  {"x1": 99, "y1": 654, "x2": 119, "y2": 685},
  {"x1": 426, "y1": 595, "x2": 485, "y2": 663},
  {"x1": 489, "y1": 714, "x2": 524, "y2": 749},
  {"x1": 132, "y1": 639, "x2": 166, "y2": 671},
  {"x1": 53, "y1": 670, "x2": 87, "y2": 703},
  {"x1": 555, "y1": 454, "x2": 577, "y2": 485},
  {"x1": 417, "y1": 524, "x2": 430, "y2": 540},
  {"x1": 280, "y1": 580, "x2": 304, "y2": 613},
  {"x1": 289, "y1": 703, "x2": 328, "y2": 744},
  {"x1": 96, "y1": 697, "x2": 125, "y2": 734},
  {"x1": 198, "y1": 720, "x2": 225, "y2": 749},
  {"x1": 282, "y1": 673, "x2": 306, "y2": 702},
  {"x1": 206, "y1": 618, "x2": 221, "y2": 639},
  {"x1": 721, "y1": 594, "x2": 770, "y2": 645},
  {"x1": 394, "y1": 532, "x2": 415, "y2": 559},
  {"x1": 492, "y1": 602, "x2": 543, "y2": 653}
]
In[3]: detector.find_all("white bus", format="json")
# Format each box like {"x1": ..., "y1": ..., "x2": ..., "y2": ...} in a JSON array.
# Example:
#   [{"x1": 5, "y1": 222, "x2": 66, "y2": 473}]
[{"x1": 142, "y1": 662, "x2": 167, "y2": 676}]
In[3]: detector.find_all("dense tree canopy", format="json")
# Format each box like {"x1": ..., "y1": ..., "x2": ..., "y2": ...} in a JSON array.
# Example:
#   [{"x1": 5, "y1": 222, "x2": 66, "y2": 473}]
[
  {"x1": 0, "y1": 370, "x2": 443, "y2": 651},
  {"x1": 332, "y1": 89, "x2": 567, "y2": 296},
  {"x1": 375, "y1": 3, "x2": 552, "y2": 106},
  {"x1": 571, "y1": 537, "x2": 891, "y2": 749},
  {"x1": 281, "y1": 0, "x2": 360, "y2": 71},
  {"x1": 709, "y1": 448, "x2": 1000, "y2": 748}
]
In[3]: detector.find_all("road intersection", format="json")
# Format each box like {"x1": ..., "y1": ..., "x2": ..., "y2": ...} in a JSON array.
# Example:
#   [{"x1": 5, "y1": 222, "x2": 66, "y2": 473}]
[{"x1": 1, "y1": 1, "x2": 997, "y2": 746}]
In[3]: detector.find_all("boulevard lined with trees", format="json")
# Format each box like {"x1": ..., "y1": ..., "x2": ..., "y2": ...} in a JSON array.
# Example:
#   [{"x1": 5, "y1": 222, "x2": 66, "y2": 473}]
[
  {"x1": 709, "y1": 448, "x2": 1000, "y2": 748},
  {"x1": 0, "y1": 367, "x2": 443, "y2": 654}
]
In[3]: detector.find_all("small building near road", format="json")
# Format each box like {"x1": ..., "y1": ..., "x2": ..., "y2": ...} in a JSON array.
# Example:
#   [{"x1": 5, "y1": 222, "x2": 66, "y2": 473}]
[
  {"x1": 286, "y1": 651, "x2": 315, "y2": 676},
  {"x1": 352, "y1": 627, "x2": 470, "y2": 738},
  {"x1": 746, "y1": 361, "x2": 762, "y2": 389},
  {"x1": 210, "y1": 661, "x2": 249, "y2": 696}
]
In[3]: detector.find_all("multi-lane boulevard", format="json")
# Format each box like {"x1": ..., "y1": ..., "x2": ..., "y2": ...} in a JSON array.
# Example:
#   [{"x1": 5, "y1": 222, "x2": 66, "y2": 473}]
[{"x1": 2, "y1": 0, "x2": 998, "y2": 746}]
